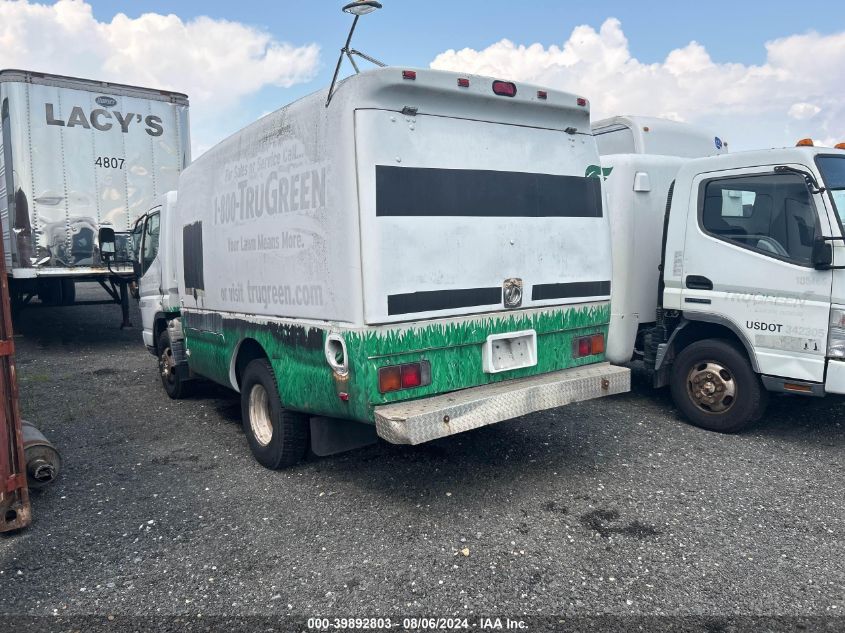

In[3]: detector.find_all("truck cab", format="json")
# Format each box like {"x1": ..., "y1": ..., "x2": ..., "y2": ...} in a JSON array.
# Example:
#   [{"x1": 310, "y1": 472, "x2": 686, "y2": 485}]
[
  {"x1": 134, "y1": 192, "x2": 188, "y2": 397},
  {"x1": 600, "y1": 115, "x2": 845, "y2": 432}
]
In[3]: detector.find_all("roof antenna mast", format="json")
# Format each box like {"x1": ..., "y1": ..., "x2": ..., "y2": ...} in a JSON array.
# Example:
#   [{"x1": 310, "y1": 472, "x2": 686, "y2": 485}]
[{"x1": 326, "y1": 1, "x2": 385, "y2": 107}]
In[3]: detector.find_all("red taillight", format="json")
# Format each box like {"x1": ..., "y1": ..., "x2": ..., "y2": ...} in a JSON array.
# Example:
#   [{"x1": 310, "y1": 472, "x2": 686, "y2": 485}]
[
  {"x1": 577, "y1": 97, "x2": 587, "y2": 107},
  {"x1": 401, "y1": 364, "x2": 422, "y2": 388},
  {"x1": 378, "y1": 361, "x2": 431, "y2": 393},
  {"x1": 537, "y1": 90, "x2": 548, "y2": 100},
  {"x1": 492, "y1": 80, "x2": 517, "y2": 97},
  {"x1": 457, "y1": 78, "x2": 470, "y2": 88},
  {"x1": 573, "y1": 334, "x2": 605, "y2": 358},
  {"x1": 402, "y1": 70, "x2": 417, "y2": 80},
  {"x1": 578, "y1": 338, "x2": 591, "y2": 358}
]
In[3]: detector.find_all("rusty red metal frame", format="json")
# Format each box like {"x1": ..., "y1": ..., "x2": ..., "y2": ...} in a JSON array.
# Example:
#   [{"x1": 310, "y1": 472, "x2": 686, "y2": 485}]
[{"x1": 0, "y1": 226, "x2": 30, "y2": 531}]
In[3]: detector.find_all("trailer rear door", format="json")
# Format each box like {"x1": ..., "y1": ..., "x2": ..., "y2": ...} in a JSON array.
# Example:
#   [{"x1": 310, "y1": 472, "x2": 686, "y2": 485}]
[{"x1": 355, "y1": 109, "x2": 611, "y2": 325}]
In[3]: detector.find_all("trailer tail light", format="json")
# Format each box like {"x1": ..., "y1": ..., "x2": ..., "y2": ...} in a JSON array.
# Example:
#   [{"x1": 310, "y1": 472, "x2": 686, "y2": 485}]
[
  {"x1": 573, "y1": 334, "x2": 605, "y2": 358},
  {"x1": 492, "y1": 80, "x2": 517, "y2": 97},
  {"x1": 402, "y1": 70, "x2": 417, "y2": 80},
  {"x1": 577, "y1": 97, "x2": 587, "y2": 107},
  {"x1": 537, "y1": 90, "x2": 547, "y2": 100},
  {"x1": 378, "y1": 361, "x2": 431, "y2": 393},
  {"x1": 457, "y1": 78, "x2": 470, "y2": 88}
]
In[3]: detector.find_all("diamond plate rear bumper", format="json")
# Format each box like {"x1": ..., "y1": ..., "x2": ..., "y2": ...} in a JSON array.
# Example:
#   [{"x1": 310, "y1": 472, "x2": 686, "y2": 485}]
[{"x1": 374, "y1": 362, "x2": 630, "y2": 445}]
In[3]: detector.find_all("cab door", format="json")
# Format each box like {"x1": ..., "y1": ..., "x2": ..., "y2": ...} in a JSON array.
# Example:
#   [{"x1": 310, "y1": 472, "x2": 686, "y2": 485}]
[
  {"x1": 681, "y1": 167, "x2": 833, "y2": 382},
  {"x1": 137, "y1": 208, "x2": 163, "y2": 348}
]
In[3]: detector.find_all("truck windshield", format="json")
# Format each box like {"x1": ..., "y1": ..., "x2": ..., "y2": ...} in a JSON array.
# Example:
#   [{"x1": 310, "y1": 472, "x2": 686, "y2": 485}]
[{"x1": 818, "y1": 156, "x2": 845, "y2": 225}]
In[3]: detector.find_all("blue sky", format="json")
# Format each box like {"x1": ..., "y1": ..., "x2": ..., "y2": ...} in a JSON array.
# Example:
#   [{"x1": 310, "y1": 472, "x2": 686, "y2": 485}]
[{"x1": 83, "y1": 0, "x2": 844, "y2": 138}]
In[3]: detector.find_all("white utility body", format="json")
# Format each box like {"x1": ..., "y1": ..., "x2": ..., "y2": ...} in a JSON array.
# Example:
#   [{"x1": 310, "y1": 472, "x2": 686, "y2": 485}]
[
  {"x1": 129, "y1": 67, "x2": 630, "y2": 468},
  {"x1": 598, "y1": 115, "x2": 845, "y2": 432}
]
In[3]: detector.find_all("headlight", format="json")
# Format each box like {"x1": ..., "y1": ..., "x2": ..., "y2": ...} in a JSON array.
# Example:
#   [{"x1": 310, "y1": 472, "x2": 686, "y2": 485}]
[{"x1": 828, "y1": 308, "x2": 845, "y2": 358}]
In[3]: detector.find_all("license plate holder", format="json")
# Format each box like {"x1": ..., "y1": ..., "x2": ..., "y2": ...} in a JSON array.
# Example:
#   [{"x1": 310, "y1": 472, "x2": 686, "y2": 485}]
[{"x1": 482, "y1": 329, "x2": 538, "y2": 374}]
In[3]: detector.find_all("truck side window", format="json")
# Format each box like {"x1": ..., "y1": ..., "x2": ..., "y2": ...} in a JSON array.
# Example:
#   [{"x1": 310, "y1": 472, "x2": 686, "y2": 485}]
[
  {"x1": 141, "y1": 212, "x2": 160, "y2": 275},
  {"x1": 701, "y1": 173, "x2": 818, "y2": 265}
]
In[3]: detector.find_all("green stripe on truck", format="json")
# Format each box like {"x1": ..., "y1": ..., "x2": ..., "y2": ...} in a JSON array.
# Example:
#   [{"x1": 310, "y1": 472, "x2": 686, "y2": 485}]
[{"x1": 183, "y1": 303, "x2": 610, "y2": 423}]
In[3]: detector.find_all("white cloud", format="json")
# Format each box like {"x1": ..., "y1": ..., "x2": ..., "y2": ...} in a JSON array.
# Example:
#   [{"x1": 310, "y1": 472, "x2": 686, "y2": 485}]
[
  {"x1": 0, "y1": 0, "x2": 320, "y2": 155},
  {"x1": 788, "y1": 102, "x2": 821, "y2": 120},
  {"x1": 431, "y1": 19, "x2": 845, "y2": 150}
]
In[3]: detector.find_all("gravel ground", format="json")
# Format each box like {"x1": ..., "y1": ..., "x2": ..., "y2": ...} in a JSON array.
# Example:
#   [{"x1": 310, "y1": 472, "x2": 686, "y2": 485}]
[{"x1": 0, "y1": 285, "x2": 843, "y2": 627}]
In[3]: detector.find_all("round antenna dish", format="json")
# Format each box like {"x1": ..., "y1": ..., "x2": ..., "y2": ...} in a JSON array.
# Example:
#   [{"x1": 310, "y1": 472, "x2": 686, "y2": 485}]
[{"x1": 343, "y1": 0, "x2": 383, "y2": 15}]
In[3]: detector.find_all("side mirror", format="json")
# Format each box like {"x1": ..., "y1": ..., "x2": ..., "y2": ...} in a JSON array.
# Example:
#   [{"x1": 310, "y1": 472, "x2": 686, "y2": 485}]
[
  {"x1": 98, "y1": 227, "x2": 116, "y2": 263},
  {"x1": 812, "y1": 238, "x2": 833, "y2": 269}
]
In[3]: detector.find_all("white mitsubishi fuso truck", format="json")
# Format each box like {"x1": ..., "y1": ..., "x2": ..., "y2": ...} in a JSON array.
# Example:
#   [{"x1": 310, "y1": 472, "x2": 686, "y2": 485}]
[
  {"x1": 126, "y1": 67, "x2": 631, "y2": 468},
  {"x1": 597, "y1": 116, "x2": 845, "y2": 432}
]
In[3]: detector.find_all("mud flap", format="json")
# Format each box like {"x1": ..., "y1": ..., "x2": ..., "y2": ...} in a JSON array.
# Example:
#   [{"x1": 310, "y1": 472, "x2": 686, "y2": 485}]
[{"x1": 309, "y1": 417, "x2": 378, "y2": 457}]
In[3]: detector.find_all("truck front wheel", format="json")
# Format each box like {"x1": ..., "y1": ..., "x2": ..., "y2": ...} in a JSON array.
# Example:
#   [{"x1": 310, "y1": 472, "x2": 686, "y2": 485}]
[
  {"x1": 240, "y1": 359, "x2": 308, "y2": 469},
  {"x1": 669, "y1": 339, "x2": 767, "y2": 433},
  {"x1": 158, "y1": 330, "x2": 192, "y2": 400}
]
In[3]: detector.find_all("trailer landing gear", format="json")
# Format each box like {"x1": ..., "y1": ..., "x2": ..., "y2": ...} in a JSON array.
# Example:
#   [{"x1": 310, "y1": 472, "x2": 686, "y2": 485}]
[{"x1": 10, "y1": 275, "x2": 134, "y2": 328}]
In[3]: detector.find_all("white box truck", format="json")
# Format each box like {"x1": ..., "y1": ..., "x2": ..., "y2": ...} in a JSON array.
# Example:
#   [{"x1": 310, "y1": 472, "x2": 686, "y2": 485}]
[
  {"x1": 598, "y1": 115, "x2": 845, "y2": 432},
  {"x1": 126, "y1": 67, "x2": 630, "y2": 468},
  {"x1": 0, "y1": 69, "x2": 190, "y2": 325}
]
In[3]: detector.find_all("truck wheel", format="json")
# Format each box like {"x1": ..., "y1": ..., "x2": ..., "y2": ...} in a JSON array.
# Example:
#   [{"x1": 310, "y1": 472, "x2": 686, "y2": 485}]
[
  {"x1": 158, "y1": 330, "x2": 192, "y2": 399},
  {"x1": 240, "y1": 359, "x2": 308, "y2": 469},
  {"x1": 669, "y1": 339, "x2": 767, "y2": 433}
]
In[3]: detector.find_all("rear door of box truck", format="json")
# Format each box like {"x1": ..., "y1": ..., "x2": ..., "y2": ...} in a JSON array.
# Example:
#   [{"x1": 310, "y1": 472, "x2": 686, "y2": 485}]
[
  {"x1": 0, "y1": 71, "x2": 189, "y2": 273},
  {"x1": 355, "y1": 91, "x2": 611, "y2": 325}
]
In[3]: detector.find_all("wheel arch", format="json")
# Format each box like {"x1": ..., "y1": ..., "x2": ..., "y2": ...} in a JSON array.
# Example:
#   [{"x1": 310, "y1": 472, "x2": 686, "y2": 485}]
[
  {"x1": 152, "y1": 313, "x2": 170, "y2": 354},
  {"x1": 230, "y1": 338, "x2": 270, "y2": 393},
  {"x1": 664, "y1": 313, "x2": 760, "y2": 373},
  {"x1": 153, "y1": 312, "x2": 179, "y2": 354}
]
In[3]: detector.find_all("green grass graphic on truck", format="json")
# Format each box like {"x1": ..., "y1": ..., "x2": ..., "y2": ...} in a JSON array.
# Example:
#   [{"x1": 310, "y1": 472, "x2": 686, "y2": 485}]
[{"x1": 183, "y1": 303, "x2": 609, "y2": 423}]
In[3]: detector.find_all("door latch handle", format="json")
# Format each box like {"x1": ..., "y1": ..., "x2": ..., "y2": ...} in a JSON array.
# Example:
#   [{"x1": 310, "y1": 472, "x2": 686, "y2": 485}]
[{"x1": 685, "y1": 275, "x2": 713, "y2": 291}]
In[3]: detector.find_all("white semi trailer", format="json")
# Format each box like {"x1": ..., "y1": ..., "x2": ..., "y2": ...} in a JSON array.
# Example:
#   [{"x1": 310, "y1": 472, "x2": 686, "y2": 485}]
[
  {"x1": 0, "y1": 70, "x2": 190, "y2": 325},
  {"x1": 598, "y1": 116, "x2": 845, "y2": 432},
  {"x1": 124, "y1": 67, "x2": 631, "y2": 468}
]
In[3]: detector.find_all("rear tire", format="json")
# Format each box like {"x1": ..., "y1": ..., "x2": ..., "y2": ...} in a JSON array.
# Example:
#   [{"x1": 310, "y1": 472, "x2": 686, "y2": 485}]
[
  {"x1": 669, "y1": 339, "x2": 767, "y2": 433},
  {"x1": 240, "y1": 359, "x2": 308, "y2": 469},
  {"x1": 158, "y1": 330, "x2": 192, "y2": 399}
]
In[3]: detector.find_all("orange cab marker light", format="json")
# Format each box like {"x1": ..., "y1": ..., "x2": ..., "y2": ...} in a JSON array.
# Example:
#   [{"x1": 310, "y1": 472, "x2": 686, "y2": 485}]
[
  {"x1": 796, "y1": 138, "x2": 814, "y2": 147},
  {"x1": 784, "y1": 383, "x2": 813, "y2": 393},
  {"x1": 835, "y1": 142, "x2": 845, "y2": 150}
]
